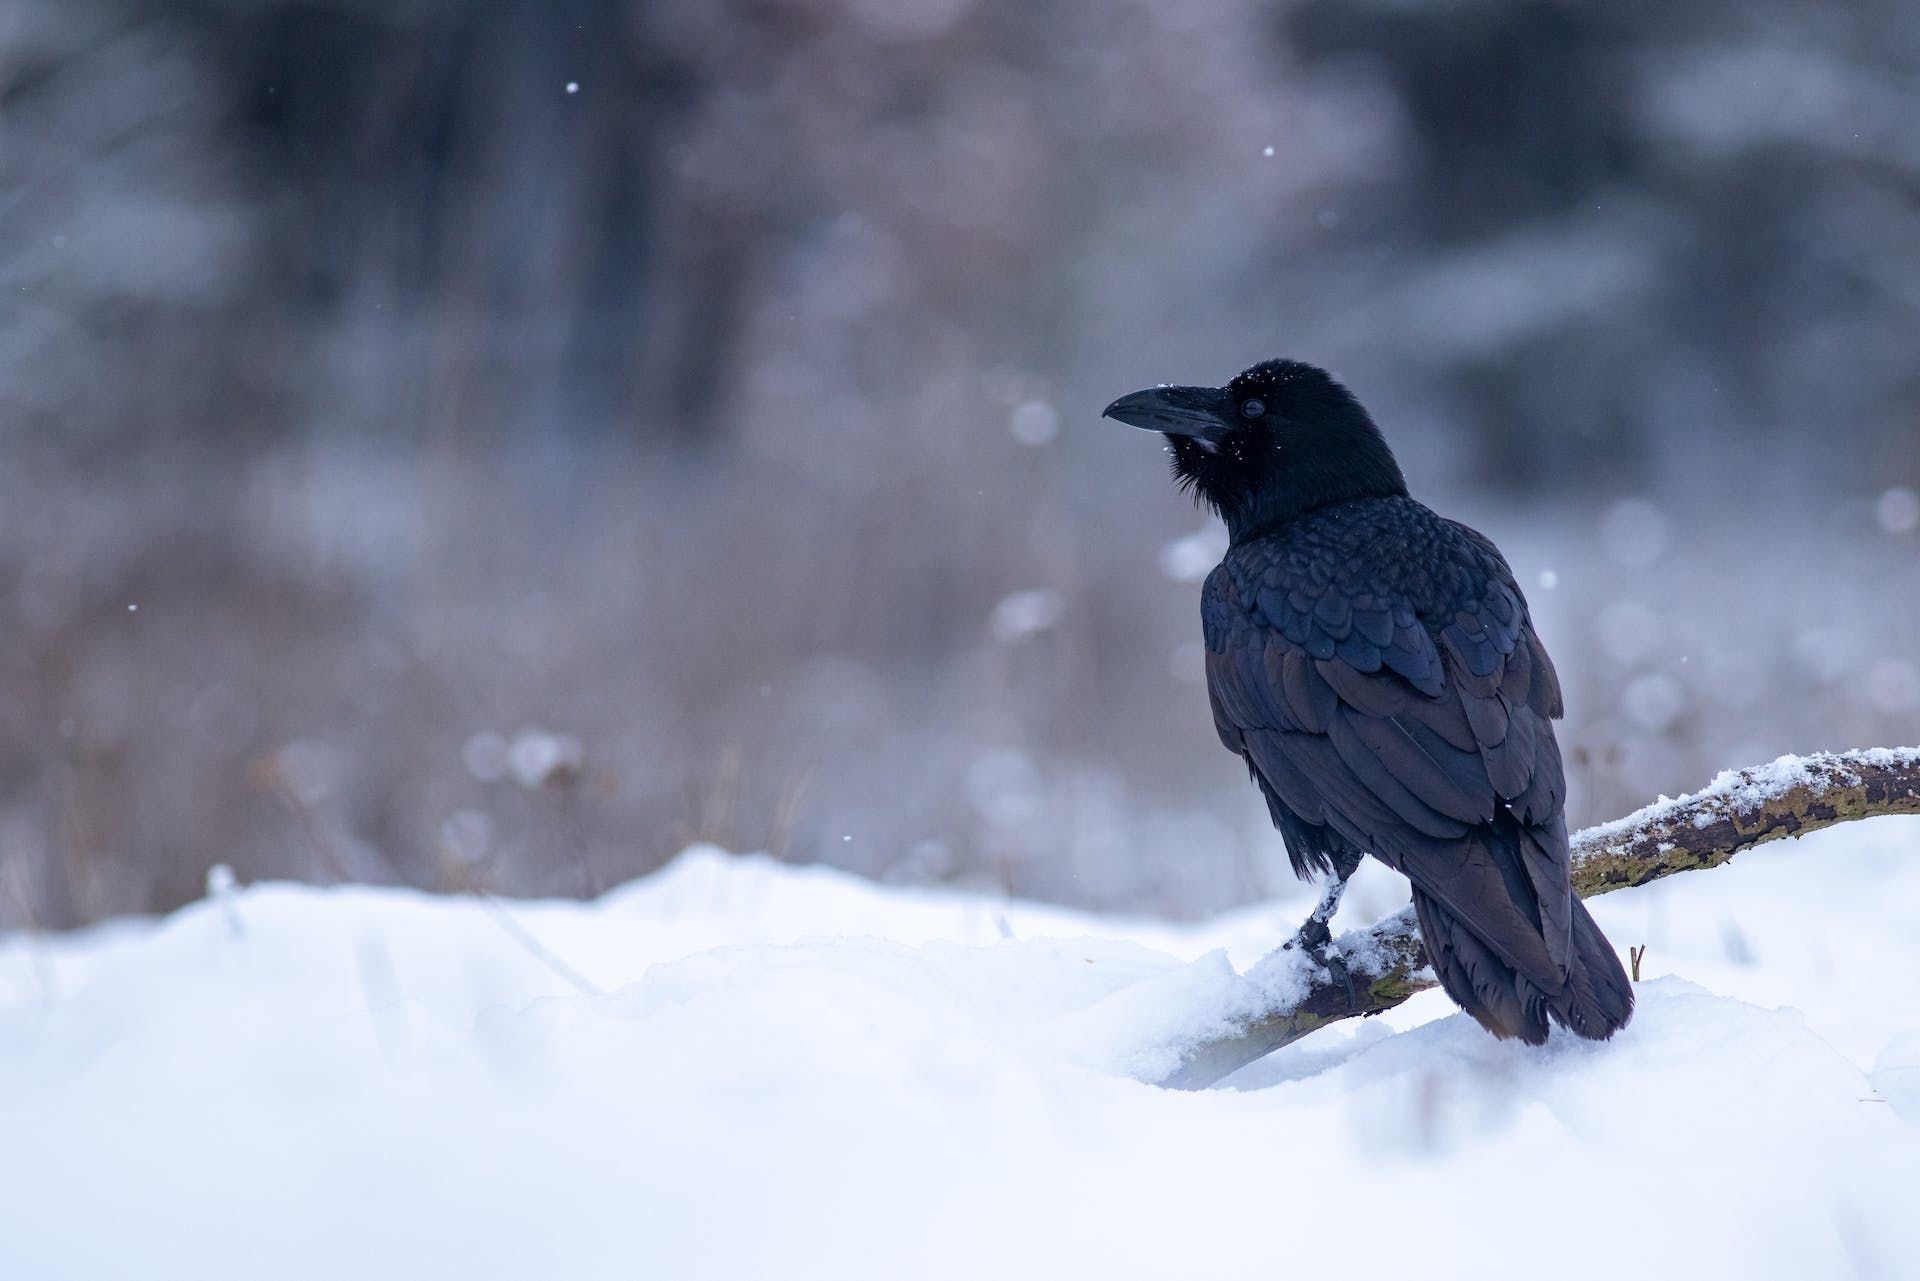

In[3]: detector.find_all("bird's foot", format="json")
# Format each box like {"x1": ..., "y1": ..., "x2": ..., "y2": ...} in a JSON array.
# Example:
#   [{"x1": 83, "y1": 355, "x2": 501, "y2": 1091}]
[
  {"x1": 1307, "y1": 936, "x2": 1359, "y2": 1013},
  {"x1": 1293, "y1": 912, "x2": 1332, "y2": 955},
  {"x1": 1283, "y1": 909, "x2": 1360, "y2": 1013}
]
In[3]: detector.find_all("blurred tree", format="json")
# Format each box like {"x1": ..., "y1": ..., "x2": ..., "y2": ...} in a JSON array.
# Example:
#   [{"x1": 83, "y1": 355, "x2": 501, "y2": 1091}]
[{"x1": 1, "y1": 0, "x2": 1914, "y2": 928}]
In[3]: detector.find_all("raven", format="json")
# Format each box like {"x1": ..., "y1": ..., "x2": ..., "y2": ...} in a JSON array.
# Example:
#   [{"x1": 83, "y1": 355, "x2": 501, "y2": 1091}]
[{"x1": 1105, "y1": 359, "x2": 1632, "y2": 1044}]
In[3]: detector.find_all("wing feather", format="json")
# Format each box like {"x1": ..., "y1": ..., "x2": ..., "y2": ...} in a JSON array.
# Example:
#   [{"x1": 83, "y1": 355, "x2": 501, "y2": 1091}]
[{"x1": 1202, "y1": 510, "x2": 1576, "y2": 991}]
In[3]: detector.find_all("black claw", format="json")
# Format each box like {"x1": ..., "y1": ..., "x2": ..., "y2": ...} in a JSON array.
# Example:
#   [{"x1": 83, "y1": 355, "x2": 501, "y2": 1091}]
[{"x1": 1303, "y1": 935, "x2": 1358, "y2": 1012}]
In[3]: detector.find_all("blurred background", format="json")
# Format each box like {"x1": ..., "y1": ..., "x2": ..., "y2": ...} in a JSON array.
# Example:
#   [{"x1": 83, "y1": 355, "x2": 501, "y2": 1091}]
[{"x1": 2, "y1": 0, "x2": 1916, "y2": 931}]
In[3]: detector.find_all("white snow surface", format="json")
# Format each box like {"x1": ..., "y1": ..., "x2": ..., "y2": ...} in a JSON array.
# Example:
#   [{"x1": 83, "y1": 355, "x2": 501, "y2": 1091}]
[{"x1": 6, "y1": 819, "x2": 1920, "y2": 1279}]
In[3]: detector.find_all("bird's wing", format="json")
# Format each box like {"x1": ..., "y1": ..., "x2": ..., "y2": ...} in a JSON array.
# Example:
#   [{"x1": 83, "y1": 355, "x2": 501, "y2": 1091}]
[{"x1": 1203, "y1": 526, "x2": 1572, "y2": 984}]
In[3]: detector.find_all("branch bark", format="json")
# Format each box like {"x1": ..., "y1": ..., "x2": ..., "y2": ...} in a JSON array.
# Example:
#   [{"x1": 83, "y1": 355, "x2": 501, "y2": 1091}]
[{"x1": 1155, "y1": 748, "x2": 1920, "y2": 1090}]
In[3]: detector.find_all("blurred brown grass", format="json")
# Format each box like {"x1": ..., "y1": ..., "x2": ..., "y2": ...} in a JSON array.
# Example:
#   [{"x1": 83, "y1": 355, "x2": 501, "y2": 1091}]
[{"x1": 2, "y1": 0, "x2": 1916, "y2": 928}]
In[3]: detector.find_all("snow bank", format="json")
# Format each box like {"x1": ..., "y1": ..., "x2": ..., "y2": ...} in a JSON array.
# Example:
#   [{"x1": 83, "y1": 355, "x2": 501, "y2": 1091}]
[{"x1": 5, "y1": 823, "x2": 1919, "y2": 1280}]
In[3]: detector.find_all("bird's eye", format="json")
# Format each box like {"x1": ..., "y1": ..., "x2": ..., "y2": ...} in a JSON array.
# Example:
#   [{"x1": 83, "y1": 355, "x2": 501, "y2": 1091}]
[{"x1": 1240, "y1": 398, "x2": 1266, "y2": 420}]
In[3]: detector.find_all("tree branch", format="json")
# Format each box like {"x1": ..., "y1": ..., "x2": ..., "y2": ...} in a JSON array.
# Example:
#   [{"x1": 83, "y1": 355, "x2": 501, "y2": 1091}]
[{"x1": 1155, "y1": 747, "x2": 1920, "y2": 1090}]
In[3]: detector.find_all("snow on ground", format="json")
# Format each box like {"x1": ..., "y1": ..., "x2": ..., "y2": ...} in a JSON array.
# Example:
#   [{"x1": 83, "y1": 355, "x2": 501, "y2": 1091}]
[{"x1": 5, "y1": 820, "x2": 1920, "y2": 1280}]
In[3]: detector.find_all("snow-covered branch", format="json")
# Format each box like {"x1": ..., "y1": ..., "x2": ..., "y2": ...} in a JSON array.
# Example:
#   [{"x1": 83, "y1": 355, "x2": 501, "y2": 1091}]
[{"x1": 1155, "y1": 747, "x2": 1920, "y2": 1089}]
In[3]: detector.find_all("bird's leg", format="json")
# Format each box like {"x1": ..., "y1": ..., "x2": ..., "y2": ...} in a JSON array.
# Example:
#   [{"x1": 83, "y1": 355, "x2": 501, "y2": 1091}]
[{"x1": 1286, "y1": 851, "x2": 1362, "y2": 1010}]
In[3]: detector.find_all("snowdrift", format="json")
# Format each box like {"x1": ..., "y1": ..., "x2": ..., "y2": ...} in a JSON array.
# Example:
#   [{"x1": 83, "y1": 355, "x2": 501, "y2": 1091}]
[{"x1": 5, "y1": 819, "x2": 1919, "y2": 1279}]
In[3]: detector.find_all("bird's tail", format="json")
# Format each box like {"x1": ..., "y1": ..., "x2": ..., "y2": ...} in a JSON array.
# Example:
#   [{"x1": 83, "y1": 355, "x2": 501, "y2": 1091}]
[{"x1": 1412, "y1": 889, "x2": 1634, "y2": 1045}]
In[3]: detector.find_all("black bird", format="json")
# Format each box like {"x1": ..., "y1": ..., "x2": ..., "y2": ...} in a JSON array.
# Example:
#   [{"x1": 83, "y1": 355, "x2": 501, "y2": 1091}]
[{"x1": 1105, "y1": 359, "x2": 1632, "y2": 1044}]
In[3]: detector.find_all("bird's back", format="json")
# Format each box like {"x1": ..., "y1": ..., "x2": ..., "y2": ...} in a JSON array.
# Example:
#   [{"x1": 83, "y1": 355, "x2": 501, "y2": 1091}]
[
  {"x1": 1207, "y1": 496, "x2": 1523, "y2": 661},
  {"x1": 1201, "y1": 494, "x2": 1630, "y2": 1043}
]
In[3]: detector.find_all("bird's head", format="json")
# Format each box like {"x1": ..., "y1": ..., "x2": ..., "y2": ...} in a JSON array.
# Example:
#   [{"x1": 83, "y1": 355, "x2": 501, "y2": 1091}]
[{"x1": 1103, "y1": 359, "x2": 1408, "y2": 540}]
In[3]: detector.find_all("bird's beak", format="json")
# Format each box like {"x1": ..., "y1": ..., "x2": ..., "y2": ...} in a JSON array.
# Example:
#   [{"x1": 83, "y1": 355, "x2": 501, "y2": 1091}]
[{"x1": 1102, "y1": 385, "x2": 1235, "y2": 451}]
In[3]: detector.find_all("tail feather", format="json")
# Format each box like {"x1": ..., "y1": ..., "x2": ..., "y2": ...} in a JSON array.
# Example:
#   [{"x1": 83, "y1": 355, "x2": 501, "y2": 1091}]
[
  {"x1": 1556, "y1": 895, "x2": 1636, "y2": 1039},
  {"x1": 1414, "y1": 889, "x2": 1633, "y2": 1044}
]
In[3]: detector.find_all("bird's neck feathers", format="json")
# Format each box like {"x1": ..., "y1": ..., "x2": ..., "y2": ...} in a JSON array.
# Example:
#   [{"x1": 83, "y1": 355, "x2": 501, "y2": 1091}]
[{"x1": 1180, "y1": 414, "x2": 1409, "y2": 545}]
